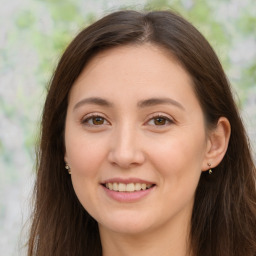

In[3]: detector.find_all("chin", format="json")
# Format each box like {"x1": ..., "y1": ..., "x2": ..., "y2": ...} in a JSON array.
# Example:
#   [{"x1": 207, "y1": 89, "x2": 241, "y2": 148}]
[
  {"x1": 98, "y1": 212, "x2": 156, "y2": 235},
  {"x1": 102, "y1": 223, "x2": 151, "y2": 235}
]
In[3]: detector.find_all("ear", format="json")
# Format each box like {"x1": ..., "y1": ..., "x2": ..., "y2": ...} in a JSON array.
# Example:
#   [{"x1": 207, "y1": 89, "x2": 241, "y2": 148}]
[
  {"x1": 64, "y1": 154, "x2": 68, "y2": 164},
  {"x1": 202, "y1": 117, "x2": 231, "y2": 171}
]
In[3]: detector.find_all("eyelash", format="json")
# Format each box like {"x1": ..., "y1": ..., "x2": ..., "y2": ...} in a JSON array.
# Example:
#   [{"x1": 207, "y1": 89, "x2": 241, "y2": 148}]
[{"x1": 81, "y1": 113, "x2": 174, "y2": 127}]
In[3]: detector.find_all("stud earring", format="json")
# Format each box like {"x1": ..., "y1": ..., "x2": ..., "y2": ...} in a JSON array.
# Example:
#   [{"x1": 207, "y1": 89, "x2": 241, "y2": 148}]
[
  {"x1": 207, "y1": 163, "x2": 212, "y2": 174},
  {"x1": 65, "y1": 163, "x2": 71, "y2": 174}
]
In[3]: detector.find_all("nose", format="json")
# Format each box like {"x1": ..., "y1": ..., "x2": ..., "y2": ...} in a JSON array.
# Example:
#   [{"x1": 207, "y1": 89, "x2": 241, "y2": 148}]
[{"x1": 107, "y1": 125, "x2": 145, "y2": 169}]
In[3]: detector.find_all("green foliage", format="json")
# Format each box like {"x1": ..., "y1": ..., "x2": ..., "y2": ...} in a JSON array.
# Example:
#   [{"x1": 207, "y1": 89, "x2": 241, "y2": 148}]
[
  {"x1": 145, "y1": 0, "x2": 176, "y2": 10},
  {"x1": 0, "y1": 98, "x2": 15, "y2": 118},
  {"x1": 238, "y1": 10, "x2": 256, "y2": 35},
  {"x1": 16, "y1": 10, "x2": 36, "y2": 29},
  {"x1": 0, "y1": 139, "x2": 3, "y2": 154},
  {"x1": 244, "y1": 63, "x2": 256, "y2": 89},
  {"x1": 48, "y1": 2, "x2": 79, "y2": 22}
]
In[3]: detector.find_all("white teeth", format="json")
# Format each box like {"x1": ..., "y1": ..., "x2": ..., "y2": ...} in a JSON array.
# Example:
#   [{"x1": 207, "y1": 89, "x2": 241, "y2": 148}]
[
  {"x1": 104, "y1": 182, "x2": 154, "y2": 192},
  {"x1": 126, "y1": 183, "x2": 135, "y2": 192},
  {"x1": 118, "y1": 183, "x2": 126, "y2": 192},
  {"x1": 113, "y1": 182, "x2": 118, "y2": 191},
  {"x1": 135, "y1": 183, "x2": 142, "y2": 191},
  {"x1": 108, "y1": 183, "x2": 113, "y2": 190}
]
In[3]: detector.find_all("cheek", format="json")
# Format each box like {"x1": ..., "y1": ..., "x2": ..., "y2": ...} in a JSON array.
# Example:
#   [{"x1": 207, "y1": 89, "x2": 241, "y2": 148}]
[
  {"x1": 65, "y1": 132, "x2": 108, "y2": 178},
  {"x1": 150, "y1": 132, "x2": 205, "y2": 173},
  {"x1": 147, "y1": 127, "x2": 206, "y2": 199},
  {"x1": 149, "y1": 133, "x2": 205, "y2": 211}
]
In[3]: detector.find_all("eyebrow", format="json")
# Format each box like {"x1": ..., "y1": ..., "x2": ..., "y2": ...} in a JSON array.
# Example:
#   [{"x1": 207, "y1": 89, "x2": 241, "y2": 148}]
[
  {"x1": 73, "y1": 97, "x2": 113, "y2": 111},
  {"x1": 137, "y1": 97, "x2": 185, "y2": 110},
  {"x1": 73, "y1": 96, "x2": 185, "y2": 111}
]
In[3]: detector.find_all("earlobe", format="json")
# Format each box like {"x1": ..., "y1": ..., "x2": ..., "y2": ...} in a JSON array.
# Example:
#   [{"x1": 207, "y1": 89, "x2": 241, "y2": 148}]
[
  {"x1": 202, "y1": 117, "x2": 231, "y2": 171},
  {"x1": 64, "y1": 154, "x2": 68, "y2": 164}
]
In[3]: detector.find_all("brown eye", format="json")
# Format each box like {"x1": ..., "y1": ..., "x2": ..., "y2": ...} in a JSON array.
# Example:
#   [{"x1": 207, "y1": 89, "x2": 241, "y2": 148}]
[
  {"x1": 154, "y1": 117, "x2": 167, "y2": 125},
  {"x1": 147, "y1": 115, "x2": 173, "y2": 127},
  {"x1": 82, "y1": 115, "x2": 109, "y2": 126},
  {"x1": 92, "y1": 116, "x2": 105, "y2": 125}
]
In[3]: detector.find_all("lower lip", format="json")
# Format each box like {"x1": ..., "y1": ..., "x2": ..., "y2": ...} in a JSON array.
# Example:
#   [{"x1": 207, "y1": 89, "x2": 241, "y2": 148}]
[{"x1": 101, "y1": 185, "x2": 155, "y2": 202}]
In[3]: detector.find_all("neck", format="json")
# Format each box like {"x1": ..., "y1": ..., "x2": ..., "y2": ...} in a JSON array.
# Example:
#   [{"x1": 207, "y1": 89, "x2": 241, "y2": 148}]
[{"x1": 99, "y1": 211, "x2": 192, "y2": 256}]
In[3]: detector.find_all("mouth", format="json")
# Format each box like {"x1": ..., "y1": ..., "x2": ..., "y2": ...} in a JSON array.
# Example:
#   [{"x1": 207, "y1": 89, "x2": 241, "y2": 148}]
[{"x1": 102, "y1": 182, "x2": 156, "y2": 192}]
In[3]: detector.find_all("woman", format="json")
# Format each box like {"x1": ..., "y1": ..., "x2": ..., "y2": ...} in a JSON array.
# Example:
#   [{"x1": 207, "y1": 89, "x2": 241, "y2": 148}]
[{"x1": 27, "y1": 10, "x2": 256, "y2": 256}]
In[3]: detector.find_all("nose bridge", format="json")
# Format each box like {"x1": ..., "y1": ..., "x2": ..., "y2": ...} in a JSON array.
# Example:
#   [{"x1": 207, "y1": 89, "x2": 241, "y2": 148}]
[{"x1": 108, "y1": 121, "x2": 144, "y2": 168}]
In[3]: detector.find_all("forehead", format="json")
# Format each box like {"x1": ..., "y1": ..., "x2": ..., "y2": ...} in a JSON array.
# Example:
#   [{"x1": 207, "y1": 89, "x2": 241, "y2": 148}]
[
  {"x1": 78, "y1": 44, "x2": 186, "y2": 81},
  {"x1": 69, "y1": 44, "x2": 198, "y2": 109}
]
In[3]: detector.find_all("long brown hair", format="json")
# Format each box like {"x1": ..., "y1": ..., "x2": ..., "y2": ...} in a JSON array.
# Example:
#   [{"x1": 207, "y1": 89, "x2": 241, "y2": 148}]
[{"x1": 27, "y1": 10, "x2": 256, "y2": 256}]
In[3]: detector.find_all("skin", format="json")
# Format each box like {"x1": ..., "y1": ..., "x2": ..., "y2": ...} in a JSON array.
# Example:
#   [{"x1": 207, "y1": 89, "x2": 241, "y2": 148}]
[{"x1": 64, "y1": 44, "x2": 230, "y2": 256}]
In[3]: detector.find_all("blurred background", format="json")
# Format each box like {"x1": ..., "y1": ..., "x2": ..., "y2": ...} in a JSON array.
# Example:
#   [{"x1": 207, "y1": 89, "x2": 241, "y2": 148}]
[{"x1": 0, "y1": 0, "x2": 255, "y2": 255}]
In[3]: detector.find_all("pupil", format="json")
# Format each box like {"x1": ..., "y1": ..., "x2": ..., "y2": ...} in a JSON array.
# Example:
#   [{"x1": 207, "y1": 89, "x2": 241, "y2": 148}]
[
  {"x1": 93, "y1": 117, "x2": 104, "y2": 125},
  {"x1": 155, "y1": 117, "x2": 165, "y2": 125}
]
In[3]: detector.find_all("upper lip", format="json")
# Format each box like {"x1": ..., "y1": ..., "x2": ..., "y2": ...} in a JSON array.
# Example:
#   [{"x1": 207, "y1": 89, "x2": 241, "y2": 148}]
[{"x1": 101, "y1": 177, "x2": 155, "y2": 185}]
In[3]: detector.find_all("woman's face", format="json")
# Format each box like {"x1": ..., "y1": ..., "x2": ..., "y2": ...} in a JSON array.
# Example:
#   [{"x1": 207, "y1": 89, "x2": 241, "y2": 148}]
[{"x1": 65, "y1": 44, "x2": 210, "y2": 235}]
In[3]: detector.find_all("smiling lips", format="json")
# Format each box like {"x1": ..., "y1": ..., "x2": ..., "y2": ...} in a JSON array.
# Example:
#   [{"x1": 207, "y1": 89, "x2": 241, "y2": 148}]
[{"x1": 101, "y1": 179, "x2": 156, "y2": 202}]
